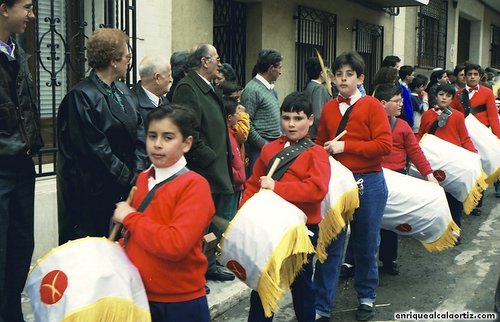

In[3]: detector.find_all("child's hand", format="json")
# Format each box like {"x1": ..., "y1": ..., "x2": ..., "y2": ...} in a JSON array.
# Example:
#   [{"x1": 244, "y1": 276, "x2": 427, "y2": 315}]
[
  {"x1": 426, "y1": 173, "x2": 439, "y2": 185},
  {"x1": 113, "y1": 201, "x2": 136, "y2": 224},
  {"x1": 259, "y1": 176, "x2": 275, "y2": 190},
  {"x1": 323, "y1": 140, "x2": 345, "y2": 154}
]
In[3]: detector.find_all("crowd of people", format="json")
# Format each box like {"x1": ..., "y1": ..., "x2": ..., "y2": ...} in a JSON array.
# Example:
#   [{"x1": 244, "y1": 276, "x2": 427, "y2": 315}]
[{"x1": 1, "y1": 1, "x2": 500, "y2": 320}]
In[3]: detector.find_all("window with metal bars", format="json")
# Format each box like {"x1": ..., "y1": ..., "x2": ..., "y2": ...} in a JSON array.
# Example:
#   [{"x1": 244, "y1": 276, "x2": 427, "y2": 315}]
[
  {"x1": 354, "y1": 20, "x2": 383, "y2": 95},
  {"x1": 491, "y1": 24, "x2": 500, "y2": 69},
  {"x1": 416, "y1": 0, "x2": 447, "y2": 69},
  {"x1": 294, "y1": 6, "x2": 336, "y2": 91}
]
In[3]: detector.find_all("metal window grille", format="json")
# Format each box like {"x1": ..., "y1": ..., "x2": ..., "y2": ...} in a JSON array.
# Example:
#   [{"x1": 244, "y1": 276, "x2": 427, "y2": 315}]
[
  {"x1": 33, "y1": 0, "x2": 137, "y2": 177},
  {"x1": 295, "y1": 6, "x2": 337, "y2": 91},
  {"x1": 354, "y1": 20, "x2": 383, "y2": 95},
  {"x1": 416, "y1": 0, "x2": 447, "y2": 69},
  {"x1": 213, "y1": 0, "x2": 247, "y2": 86},
  {"x1": 491, "y1": 24, "x2": 500, "y2": 69}
]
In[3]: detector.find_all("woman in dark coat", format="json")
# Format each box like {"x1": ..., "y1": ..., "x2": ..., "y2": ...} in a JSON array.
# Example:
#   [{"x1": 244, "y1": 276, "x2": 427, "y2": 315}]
[{"x1": 57, "y1": 28, "x2": 147, "y2": 244}]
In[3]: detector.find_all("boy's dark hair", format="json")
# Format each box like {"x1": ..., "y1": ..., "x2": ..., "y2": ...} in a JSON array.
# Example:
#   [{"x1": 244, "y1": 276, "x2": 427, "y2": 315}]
[
  {"x1": 409, "y1": 75, "x2": 427, "y2": 92},
  {"x1": 381, "y1": 55, "x2": 401, "y2": 68},
  {"x1": 464, "y1": 63, "x2": 482, "y2": 76},
  {"x1": 0, "y1": 0, "x2": 16, "y2": 6},
  {"x1": 332, "y1": 50, "x2": 365, "y2": 76},
  {"x1": 219, "y1": 63, "x2": 237, "y2": 82},
  {"x1": 146, "y1": 104, "x2": 196, "y2": 140},
  {"x1": 280, "y1": 91, "x2": 312, "y2": 117},
  {"x1": 373, "y1": 83, "x2": 402, "y2": 102},
  {"x1": 399, "y1": 65, "x2": 414, "y2": 80},
  {"x1": 219, "y1": 80, "x2": 242, "y2": 97},
  {"x1": 435, "y1": 84, "x2": 456, "y2": 97},
  {"x1": 255, "y1": 49, "x2": 283, "y2": 74},
  {"x1": 222, "y1": 97, "x2": 238, "y2": 117},
  {"x1": 453, "y1": 64, "x2": 466, "y2": 77},
  {"x1": 372, "y1": 67, "x2": 399, "y2": 88},
  {"x1": 305, "y1": 57, "x2": 322, "y2": 80}
]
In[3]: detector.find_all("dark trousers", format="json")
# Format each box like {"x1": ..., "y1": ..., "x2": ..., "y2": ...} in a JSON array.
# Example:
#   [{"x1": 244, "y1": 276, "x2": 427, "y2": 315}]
[
  {"x1": 446, "y1": 192, "x2": 463, "y2": 228},
  {"x1": 248, "y1": 224, "x2": 318, "y2": 322},
  {"x1": 0, "y1": 156, "x2": 35, "y2": 322},
  {"x1": 149, "y1": 296, "x2": 210, "y2": 322},
  {"x1": 379, "y1": 229, "x2": 398, "y2": 264},
  {"x1": 207, "y1": 193, "x2": 234, "y2": 272}
]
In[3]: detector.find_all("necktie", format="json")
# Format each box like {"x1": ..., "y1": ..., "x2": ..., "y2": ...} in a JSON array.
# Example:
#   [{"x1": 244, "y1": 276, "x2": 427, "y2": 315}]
[
  {"x1": 337, "y1": 96, "x2": 351, "y2": 105},
  {"x1": 158, "y1": 95, "x2": 166, "y2": 106}
]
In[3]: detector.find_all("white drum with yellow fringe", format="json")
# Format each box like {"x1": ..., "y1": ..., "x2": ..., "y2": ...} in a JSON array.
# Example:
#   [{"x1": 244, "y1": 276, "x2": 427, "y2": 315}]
[
  {"x1": 26, "y1": 237, "x2": 151, "y2": 322},
  {"x1": 317, "y1": 156, "x2": 359, "y2": 262},
  {"x1": 218, "y1": 190, "x2": 315, "y2": 318},
  {"x1": 465, "y1": 114, "x2": 500, "y2": 185},
  {"x1": 382, "y1": 168, "x2": 460, "y2": 251},
  {"x1": 408, "y1": 133, "x2": 487, "y2": 214}
]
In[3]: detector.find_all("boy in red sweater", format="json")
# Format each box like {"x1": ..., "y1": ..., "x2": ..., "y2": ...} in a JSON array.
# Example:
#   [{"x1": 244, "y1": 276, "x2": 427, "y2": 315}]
[
  {"x1": 450, "y1": 63, "x2": 500, "y2": 138},
  {"x1": 417, "y1": 84, "x2": 477, "y2": 233},
  {"x1": 242, "y1": 92, "x2": 330, "y2": 322},
  {"x1": 314, "y1": 51, "x2": 392, "y2": 322},
  {"x1": 113, "y1": 105, "x2": 215, "y2": 322}
]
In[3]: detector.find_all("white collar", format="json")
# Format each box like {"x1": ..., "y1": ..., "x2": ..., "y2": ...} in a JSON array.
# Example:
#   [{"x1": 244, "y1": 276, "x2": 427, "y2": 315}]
[
  {"x1": 148, "y1": 156, "x2": 187, "y2": 190},
  {"x1": 196, "y1": 72, "x2": 213, "y2": 87},
  {"x1": 142, "y1": 85, "x2": 160, "y2": 107},
  {"x1": 255, "y1": 74, "x2": 274, "y2": 90}
]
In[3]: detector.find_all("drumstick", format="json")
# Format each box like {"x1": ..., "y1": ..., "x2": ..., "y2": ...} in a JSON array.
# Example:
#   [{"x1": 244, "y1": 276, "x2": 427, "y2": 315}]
[
  {"x1": 108, "y1": 186, "x2": 137, "y2": 241},
  {"x1": 266, "y1": 158, "x2": 281, "y2": 178},
  {"x1": 332, "y1": 130, "x2": 347, "y2": 142}
]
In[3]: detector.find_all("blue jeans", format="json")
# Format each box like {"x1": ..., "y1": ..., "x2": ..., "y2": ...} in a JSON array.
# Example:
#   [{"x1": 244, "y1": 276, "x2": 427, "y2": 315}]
[
  {"x1": 314, "y1": 171, "x2": 387, "y2": 316},
  {"x1": 249, "y1": 224, "x2": 318, "y2": 322}
]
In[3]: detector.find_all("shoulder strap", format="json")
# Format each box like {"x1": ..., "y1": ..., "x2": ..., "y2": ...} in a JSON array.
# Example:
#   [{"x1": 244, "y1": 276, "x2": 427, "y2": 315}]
[
  {"x1": 470, "y1": 104, "x2": 487, "y2": 115},
  {"x1": 336, "y1": 102, "x2": 357, "y2": 137},
  {"x1": 428, "y1": 107, "x2": 453, "y2": 135},
  {"x1": 137, "y1": 167, "x2": 189, "y2": 212},
  {"x1": 268, "y1": 138, "x2": 315, "y2": 181},
  {"x1": 459, "y1": 89, "x2": 471, "y2": 116}
]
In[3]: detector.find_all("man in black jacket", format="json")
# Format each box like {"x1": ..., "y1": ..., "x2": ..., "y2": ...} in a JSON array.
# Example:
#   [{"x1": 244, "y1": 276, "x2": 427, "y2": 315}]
[
  {"x1": 173, "y1": 44, "x2": 235, "y2": 283},
  {"x1": 0, "y1": 1, "x2": 43, "y2": 321},
  {"x1": 132, "y1": 55, "x2": 172, "y2": 122}
]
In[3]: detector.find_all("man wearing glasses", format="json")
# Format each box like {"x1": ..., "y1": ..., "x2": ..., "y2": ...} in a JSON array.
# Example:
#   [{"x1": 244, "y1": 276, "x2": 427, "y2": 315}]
[
  {"x1": 0, "y1": 1, "x2": 43, "y2": 321},
  {"x1": 172, "y1": 44, "x2": 235, "y2": 288}
]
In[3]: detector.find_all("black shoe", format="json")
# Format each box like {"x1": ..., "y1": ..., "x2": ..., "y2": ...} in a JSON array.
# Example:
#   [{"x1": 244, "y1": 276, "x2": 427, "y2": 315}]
[
  {"x1": 206, "y1": 266, "x2": 235, "y2": 281},
  {"x1": 205, "y1": 284, "x2": 210, "y2": 294},
  {"x1": 471, "y1": 208, "x2": 481, "y2": 216},
  {"x1": 380, "y1": 261, "x2": 399, "y2": 275},
  {"x1": 339, "y1": 264, "x2": 355, "y2": 278},
  {"x1": 316, "y1": 316, "x2": 330, "y2": 322},
  {"x1": 356, "y1": 304, "x2": 375, "y2": 321}
]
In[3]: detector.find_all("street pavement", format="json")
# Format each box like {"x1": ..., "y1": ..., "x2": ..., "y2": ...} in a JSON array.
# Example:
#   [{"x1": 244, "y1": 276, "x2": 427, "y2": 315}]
[
  {"x1": 22, "y1": 188, "x2": 499, "y2": 322},
  {"x1": 213, "y1": 188, "x2": 500, "y2": 321}
]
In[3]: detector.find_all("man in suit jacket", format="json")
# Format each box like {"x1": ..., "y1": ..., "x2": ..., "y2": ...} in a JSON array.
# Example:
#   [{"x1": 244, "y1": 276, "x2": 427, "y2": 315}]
[
  {"x1": 132, "y1": 55, "x2": 172, "y2": 122},
  {"x1": 172, "y1": 44, "x2": 234, "y2": 282}
]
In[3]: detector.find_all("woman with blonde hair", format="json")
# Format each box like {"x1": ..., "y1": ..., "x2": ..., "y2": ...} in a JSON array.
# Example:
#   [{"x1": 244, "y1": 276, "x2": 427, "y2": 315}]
[{"x1": 57, "y1": 28, "x2": 147, "y2": 244}]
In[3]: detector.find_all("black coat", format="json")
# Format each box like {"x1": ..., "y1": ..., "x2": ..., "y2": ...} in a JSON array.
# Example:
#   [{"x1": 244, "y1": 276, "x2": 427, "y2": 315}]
[
  {"x1": 0, "y1": 39, "x2": 43, "y2": 156},
  {"x1": 56, "y1": 70, "x2": 147, "y2": 244},
  {"x1": 172, "y1": 70, "x2": 233, "y2": 194}
]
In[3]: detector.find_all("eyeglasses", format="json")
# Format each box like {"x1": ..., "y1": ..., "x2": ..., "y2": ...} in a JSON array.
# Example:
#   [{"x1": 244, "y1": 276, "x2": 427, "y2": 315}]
[
  {"x1": 205, "y1": 56, "x2": 221, "y2": 63},
  {"x1": 123, "y1": 53, "x2": 132, "y2": 62},
  {"x1": 388, "y1": 98, "x2": 403, "y2": 105}
]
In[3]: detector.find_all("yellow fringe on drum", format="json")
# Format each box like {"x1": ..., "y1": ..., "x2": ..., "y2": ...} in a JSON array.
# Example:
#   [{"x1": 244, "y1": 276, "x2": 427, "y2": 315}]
[
  {"x1": 256, "y1": 223, "x2": 315, "y2": 317},
  {"x1": 63, "y1": 297, "x2": 151, "y2": 322},
  {"x1": 316, "y1": 187, "x2": 360, "y2": 263},
  {"x1": 422, "y1": 220, "x2": 461, "y2": 252},
  {"x1": 485, "y1": 166, "x2": 500, "y2": 186},
  {"x1": 463, "y1": 170, "x2": 488, "y2": 215}
]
